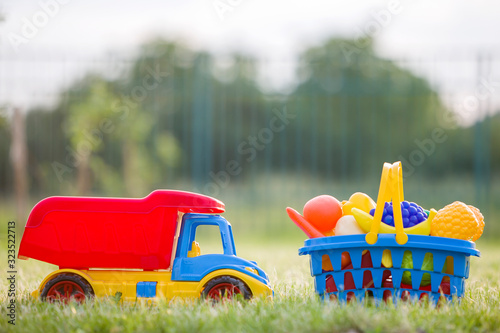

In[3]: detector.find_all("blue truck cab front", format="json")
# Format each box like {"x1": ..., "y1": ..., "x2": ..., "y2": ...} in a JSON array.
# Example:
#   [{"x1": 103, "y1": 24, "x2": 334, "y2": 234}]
[{"x1": 171, "y1": 213, "x2": 270, "y2": 288}]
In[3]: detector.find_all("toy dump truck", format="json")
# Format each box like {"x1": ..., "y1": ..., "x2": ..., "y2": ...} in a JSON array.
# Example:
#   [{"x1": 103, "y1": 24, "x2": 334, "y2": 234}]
[{"x1": 18, "y1": 190, "x2": 272, "y2": 303}]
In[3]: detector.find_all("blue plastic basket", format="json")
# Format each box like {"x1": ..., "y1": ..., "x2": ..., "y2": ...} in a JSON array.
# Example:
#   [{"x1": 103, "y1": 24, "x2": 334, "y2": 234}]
[{"x1": 299, "y1": 234, "x2": 480, "y2": 305}]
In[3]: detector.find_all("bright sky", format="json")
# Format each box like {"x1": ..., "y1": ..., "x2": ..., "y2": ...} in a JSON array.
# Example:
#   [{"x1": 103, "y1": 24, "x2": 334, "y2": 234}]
[{"x1": 1, "y1": 0, "x2": 499, "y2": 123}]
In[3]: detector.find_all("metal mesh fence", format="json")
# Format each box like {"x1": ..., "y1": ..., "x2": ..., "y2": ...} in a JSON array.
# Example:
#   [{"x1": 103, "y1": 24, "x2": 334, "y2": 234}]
[{"x1": 0, "y1": 50, "x2": 498, "y2": 238}]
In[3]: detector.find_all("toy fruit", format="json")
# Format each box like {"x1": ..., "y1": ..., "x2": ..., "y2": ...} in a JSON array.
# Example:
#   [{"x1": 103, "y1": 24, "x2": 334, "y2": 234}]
[
  {"x1": 352, "y1": 207, "x2": 435, "y2": 235},
  {"x1": 381, "y1": 250, "x2": 393, "y2": 268},
  {"x1": 369, "y1": 201, "x2": 427, "y2": 228},
  {"x1": 468, "y1": 205, "x2": 484, "y2": 241},
  {"x1": 299, "y1": 161, "x2": 482, "y2": 306},
  {"x1": 342, "y1": 192, "x2": 376, "y2": 215},
  {"x1": 431, "y1": 201, "x2": 479, "y2": 241},
  {"x1": 303, "y1": 195, "x2": 342, "y2": 234},
  {"x1": 334, "y1": 215, "x2": 365, "y2": 236},
  {"x1": 322, "y1": 253, "x2": 351, "y2": 272},
  {"x1": 401, "y1": 252, "x2": 433, "y2": 286},
  {"x1": 325, "y1": 252, "x2": 379, "y2": 295}
]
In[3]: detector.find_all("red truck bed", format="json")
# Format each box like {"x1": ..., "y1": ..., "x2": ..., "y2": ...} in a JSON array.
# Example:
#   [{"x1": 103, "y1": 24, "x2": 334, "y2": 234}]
[{"x1": 18, "y1": 190, "x2": 225, "y2": 270}]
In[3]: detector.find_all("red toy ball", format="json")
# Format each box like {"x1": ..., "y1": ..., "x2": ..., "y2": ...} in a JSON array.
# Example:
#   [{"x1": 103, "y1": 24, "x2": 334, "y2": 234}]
[{"x1": 303, "y1": 195, "x2": 342, "y2": 233}]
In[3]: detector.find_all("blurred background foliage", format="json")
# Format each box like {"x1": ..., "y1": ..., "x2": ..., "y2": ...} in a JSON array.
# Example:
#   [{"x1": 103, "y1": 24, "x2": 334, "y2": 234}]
[{"x1": 1, "y1": 37, "x2": 498, "y2": 240}]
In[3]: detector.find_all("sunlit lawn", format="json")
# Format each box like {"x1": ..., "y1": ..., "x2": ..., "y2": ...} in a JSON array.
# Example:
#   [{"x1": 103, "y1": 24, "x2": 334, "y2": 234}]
[
  {"x1": 1, "y1": 175, "x2": 499, "y2": 332},
  {"x1": 0, "y1": 238, "x2": 498, "y2": 333}
]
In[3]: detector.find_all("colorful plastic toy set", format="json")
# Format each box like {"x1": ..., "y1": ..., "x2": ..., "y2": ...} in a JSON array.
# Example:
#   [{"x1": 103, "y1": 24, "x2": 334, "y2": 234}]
[
  {"x1": 288, "y1": 161, "x2": 482, "y2": 305},
  {"x1": 18, "y1": 161, "x2": 482, "y2": 305}
]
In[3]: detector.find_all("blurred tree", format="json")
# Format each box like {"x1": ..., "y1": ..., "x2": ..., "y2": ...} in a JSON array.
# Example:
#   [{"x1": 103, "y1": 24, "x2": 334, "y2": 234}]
[
  {"x1": 287, "y1": 38, "x2": 447, "y2": 179},
  {"x1": 3, "y1": 36, "x2": 496, "y2": 201},
  {"x1": 62, "y1": 74, "x2": 177, "y2": 196},
  {"x1": 0, "y1": 106, "x2": 11, "y2": 193},
  {"x1": 26, "y1": 106, "x2": 68, "y2": 194},
  {"x1": 65, "y1": 78, "x2": 120, "y2": 195},
  {"x1": 488, "y1": 113, "x2": 500, "y2": 172},
  {"x1": 113, "y1": 40, "x2": 184, "y2": 193},
  {"x1": 124, "y1": 40, "x2": 268, "y2": 188}
]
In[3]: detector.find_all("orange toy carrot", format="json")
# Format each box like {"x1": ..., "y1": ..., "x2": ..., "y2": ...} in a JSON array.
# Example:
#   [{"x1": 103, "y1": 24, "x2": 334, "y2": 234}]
[
  {"x1": 286, "y1": 206, "x2": 352, "y2": 270},
  {"x1": 286, "y1": 207, "x2": 324, "y2": 238}
]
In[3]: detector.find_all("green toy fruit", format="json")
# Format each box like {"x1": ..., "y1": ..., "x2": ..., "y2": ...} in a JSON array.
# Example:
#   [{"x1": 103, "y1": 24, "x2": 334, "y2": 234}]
[{"x1": 401, "y1": 252, "x2": 433, "y2": 286}]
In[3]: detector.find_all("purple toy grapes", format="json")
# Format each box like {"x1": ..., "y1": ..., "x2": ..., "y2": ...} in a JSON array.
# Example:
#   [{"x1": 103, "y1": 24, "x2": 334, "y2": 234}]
[{"x1": 369, "y1": 201, "x2": 428, "y2": 228}]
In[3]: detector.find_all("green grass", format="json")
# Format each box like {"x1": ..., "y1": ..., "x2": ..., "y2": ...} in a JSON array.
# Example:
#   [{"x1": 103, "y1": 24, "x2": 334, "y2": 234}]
[
  {"x1": 1, "y1": 240, "x2": 499, "y2": 333},
  {"x1": 1, "y1": 174, "x2": 499, "y2": 332}
]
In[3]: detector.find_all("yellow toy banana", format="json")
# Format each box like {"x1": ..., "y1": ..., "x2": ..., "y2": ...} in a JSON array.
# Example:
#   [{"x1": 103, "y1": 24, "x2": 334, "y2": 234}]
[
  {"x1": 342, "y1": 192, "x2": 376, "y2": 215},
  {"x1": 352, "y1": 207, "x2": 436, "y2": 236}
]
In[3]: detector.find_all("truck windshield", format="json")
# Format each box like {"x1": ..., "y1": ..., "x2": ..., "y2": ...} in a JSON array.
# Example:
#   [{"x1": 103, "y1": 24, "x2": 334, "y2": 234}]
[{"x1": 193, "y1": 225, "x2": 224, "y2": 255}]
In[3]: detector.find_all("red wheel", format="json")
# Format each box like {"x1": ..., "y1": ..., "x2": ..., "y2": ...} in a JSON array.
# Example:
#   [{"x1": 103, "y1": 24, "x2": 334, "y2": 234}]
[
  {"x1": 202, "y1": 276, "x2": 251, "y2": 302},
  {"x1": 41, "y1": 273, "x2": 93, "y2": 304},
  {"x1": 46, "y1": 281, "x2": 85, "y2": 303},
  {"x1": 207, "y1": 283, "x2": 241, "y2": 300}
]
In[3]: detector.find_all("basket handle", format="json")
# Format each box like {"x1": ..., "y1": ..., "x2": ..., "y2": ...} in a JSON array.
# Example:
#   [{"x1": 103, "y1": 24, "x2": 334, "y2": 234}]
[{"x1": 365, "y1": 161, "x2": 408, "y2": 245}]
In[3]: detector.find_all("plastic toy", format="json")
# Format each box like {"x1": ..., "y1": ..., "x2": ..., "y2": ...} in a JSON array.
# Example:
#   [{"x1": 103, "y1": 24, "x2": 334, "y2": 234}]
[
  {"x1": 303, "y1": 195, "x2": 342, "y2": 235},
  {"x1": 468, "y1": 205, "x2": 485, "y2": 241},
  {"x1": 18, "y1": 190, "x2": 272, "y2": 303},
  {"x1": 286, "y1": 207, "x2": 326, "y2": 238},
  {"x1": 301, "y1": 234, "x2": 478, "y2": 304},
  {"x1": 286, "y1": 205, "x2": 352, "y2": 270},
  {"x1": 369, "y1": 201, "x2": 427, "y2": 228},
  {"x1": 289, "y1": 161, "x2": 481, "y2": 305},
  {"x1": 352, "y1": 208, "x2": 434, "y2": 236},
  {"x1": 401, "y1": 252, "x2": 434, "y2": 285},
  {"x1": 341, "y1": 192, "x2": 376, "y2": 216},
  {"x1": 431, "y1": 201, "x2": 483, "y2": 241},
  {"x1": 334, "y1": 215, "x2": 364, "y2": 236}
]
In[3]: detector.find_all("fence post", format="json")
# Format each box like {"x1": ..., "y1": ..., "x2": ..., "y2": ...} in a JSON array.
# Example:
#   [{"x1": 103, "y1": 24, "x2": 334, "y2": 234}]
[{"x1": 10, "y1": 107, "x2": 28, "y2": 223}]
